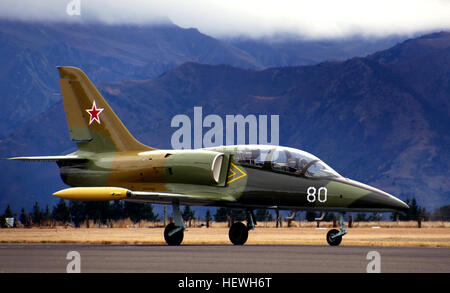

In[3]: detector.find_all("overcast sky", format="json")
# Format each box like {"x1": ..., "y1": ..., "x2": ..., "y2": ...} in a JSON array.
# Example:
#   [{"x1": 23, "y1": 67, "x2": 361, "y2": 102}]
[{"x1": 1, "y1": 0, "x2": 450, "y2": 39}]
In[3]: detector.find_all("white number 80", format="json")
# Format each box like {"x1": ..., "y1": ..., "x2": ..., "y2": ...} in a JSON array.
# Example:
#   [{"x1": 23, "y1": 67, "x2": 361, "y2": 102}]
[{"x1": 307, "y1": 187, "x2": 327, "y2": 203}]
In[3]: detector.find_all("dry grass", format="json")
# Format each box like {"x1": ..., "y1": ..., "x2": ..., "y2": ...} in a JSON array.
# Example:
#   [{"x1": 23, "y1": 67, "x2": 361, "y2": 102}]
[
  {"x1": 210, "y1": 220, "x2": 450, "y2": 229},
  {"x1": 0, "y1": 221, "x2": 449, "y2": 247}
]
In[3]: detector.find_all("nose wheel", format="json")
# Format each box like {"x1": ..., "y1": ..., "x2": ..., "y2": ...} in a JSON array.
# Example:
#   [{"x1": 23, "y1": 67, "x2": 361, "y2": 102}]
[
  {"x1": 326, "y1": 229, "x2": 342, "y2": 246},
  {"x1": 326, "y1": 213, "x2": 347, "y2": 246}
]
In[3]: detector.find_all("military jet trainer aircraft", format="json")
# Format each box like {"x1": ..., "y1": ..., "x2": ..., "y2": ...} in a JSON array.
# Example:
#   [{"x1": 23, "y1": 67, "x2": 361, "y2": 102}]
[{"x1": 10, "y1": 67, "x2": 409, "y2": 246}]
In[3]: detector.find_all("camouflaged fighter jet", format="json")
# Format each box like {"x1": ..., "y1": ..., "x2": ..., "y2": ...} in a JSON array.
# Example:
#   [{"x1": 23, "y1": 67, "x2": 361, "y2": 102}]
[{"x1": 10, "y1": 66, "x2": 409, "y2": 246}]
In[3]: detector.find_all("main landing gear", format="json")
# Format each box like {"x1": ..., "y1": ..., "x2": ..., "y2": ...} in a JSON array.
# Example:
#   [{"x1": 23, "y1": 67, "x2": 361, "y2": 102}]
[
  {"x1": 163, "y1": 205, "x2": 257, "y2": 246},
  {"x1": 163, "y1": 206, "x2": 347, "y2": 246},
  {"x1": 229, "y1": 222, "x2": 248, "y2": 245},
  {"x1": 164, "y1": 201, "x2": 185, "y2": 246},
  {"x1": 229, "y1": 210, "x2": 256, "y2": 245},
  {"x1": 326, "y1": 213, "x2": 347, "y2": 246}
]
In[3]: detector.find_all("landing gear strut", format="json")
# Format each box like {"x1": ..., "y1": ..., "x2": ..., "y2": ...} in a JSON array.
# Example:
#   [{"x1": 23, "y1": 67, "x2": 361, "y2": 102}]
[
  {"x1": 326, "y1": 213, "x2": 347, "y2": 246},
  {"x1": 164, "y1": 200, "x2": 185, "y2": 246},
  {"x1": 228, "y1": 210, "x2": 256, "y2": 245}
]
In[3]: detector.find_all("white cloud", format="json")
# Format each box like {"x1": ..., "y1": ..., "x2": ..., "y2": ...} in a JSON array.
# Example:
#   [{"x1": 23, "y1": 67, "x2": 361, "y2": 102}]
[{"x1": 0, "y1": 0, "x2": 449, "y2": 39}]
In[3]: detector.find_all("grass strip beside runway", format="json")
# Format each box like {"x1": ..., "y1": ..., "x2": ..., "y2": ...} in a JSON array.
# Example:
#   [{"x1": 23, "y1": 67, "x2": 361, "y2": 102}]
[{"x1": 0, "y1": 226, "x2": 449, "y2": 247}]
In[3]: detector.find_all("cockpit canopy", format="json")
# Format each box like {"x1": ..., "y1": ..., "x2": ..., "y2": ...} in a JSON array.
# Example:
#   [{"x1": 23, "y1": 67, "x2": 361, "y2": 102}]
[{"x1": 235, "y1": 145, "x2": 341, "y2": 178}]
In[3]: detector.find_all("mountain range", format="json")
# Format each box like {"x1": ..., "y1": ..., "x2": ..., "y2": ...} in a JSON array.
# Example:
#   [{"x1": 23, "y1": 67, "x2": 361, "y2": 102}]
[
  {"x1": 0, "y1": 20, "x2": 448, "y2": 215},
  {"x1": 0, "y1": 20, "x2": 405, "y2": 137}
]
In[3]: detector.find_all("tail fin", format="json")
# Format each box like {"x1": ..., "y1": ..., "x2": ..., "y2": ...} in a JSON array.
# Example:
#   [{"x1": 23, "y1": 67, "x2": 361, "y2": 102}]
[{"x1": 57, "y1": 66, "x2": 153, "y2": 153}]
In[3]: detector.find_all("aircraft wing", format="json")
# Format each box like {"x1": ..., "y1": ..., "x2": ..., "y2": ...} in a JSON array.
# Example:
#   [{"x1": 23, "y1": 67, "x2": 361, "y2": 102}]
[
  {"x1": 129, "y1": 190, "x2": 237, "y2": 204},
  {"x1": 8, "y1": 155, "x2": 85, "y2": 162},
  {"x1": 52, "y1": 187, "x2": 236, "y2": 204}
]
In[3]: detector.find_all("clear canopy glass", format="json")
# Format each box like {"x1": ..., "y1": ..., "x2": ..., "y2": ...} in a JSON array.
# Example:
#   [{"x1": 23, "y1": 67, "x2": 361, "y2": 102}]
[{"x1": 235, "y1": 145, "x2": 340, "y2": 178}]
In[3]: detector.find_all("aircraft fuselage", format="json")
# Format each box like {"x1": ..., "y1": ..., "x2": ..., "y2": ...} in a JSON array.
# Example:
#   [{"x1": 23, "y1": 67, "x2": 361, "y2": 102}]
[{"x1": 58, "y1": 145, "x2": 409, "y2": 213}]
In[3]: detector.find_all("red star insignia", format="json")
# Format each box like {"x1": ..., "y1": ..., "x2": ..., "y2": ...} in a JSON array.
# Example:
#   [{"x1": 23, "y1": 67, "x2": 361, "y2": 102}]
[{"x1": 85, "y1": 101, "x2": 104, "y2": 125}]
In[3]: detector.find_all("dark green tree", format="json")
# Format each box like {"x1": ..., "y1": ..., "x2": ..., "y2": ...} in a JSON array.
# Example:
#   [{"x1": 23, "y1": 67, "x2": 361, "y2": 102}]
[
  {"x1": 391, "y1": 197, "x2": 428, "y2": 221},
  {"x1": 84, "y1": 201, "x2": 114, "y2": 225},
  {"x1": 42, "y1": 205, "x2": 51, "y2": 221},
  {"x1": 52, "y1": 199, "x2": 71, "y2": 223},
  {"x1": 69, "y1": 201, "x2": 86, "y2": 227},
  {"x1": 356, "y1": 213, "x2": 368, "y2": 221},
  {"x1": 31, "y1": 202, "x2": 42, "y2": 225},
  {"x1": 255, "y1": 209, "x2": 270, "y2": 221},
  {"x1": 205, "y1": 210, "x2": 211, "y2": 221},
  {"x1": 409, "y1": 198, "x2": 420, "y2": 220},
  {"x1": 124, "y1": 202, "x2": 158, "y2": 223},
  {"x1": 140, "y1": 203, "x2": 158, "y2": 222},
  {"x1": 412, "y1": 199, "x2": 428, "y2": 220},
  {"x1": 20, "y1": 208, "x2": 29, "y2": 226},
  {"x1": 4, "y1": 205, "x2": 13, "y2": 218},
  {"x1": 182, "y1": 206, "x2": 195, "y2": 221},
  {"x1": 324, "y1": 212, "x2": 335, "y2": 221},
  {"x1": 111, "y1": 200, "x2": 125, "y2": 220},
  {"x1": 231, "y1": 209, "x2": 246, "y2": 221},
  {"x1": 205, "y1": 209, "x2": 211, "y2": 224},
  {"x1": 124, "y1": 201, "x2": 140, "y2": 223},
  {"x1": 214, "y1": 207, "x2": 229, "y2": 222},
  {"x1": 305, "y1": 211, "x2": 317, "y2": 222},
  {"x1": 430, "y1": 205, "x2": 450, "y2": 221},
  {"x1": 367, "y1": 212, "x2": 381, "y2": 221}
]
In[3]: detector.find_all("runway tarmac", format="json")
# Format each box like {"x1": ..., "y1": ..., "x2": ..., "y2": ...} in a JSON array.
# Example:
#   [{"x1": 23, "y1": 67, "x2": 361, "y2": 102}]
[{"x1": 0, "y1": 243, "x2": 449, "y2": 273}]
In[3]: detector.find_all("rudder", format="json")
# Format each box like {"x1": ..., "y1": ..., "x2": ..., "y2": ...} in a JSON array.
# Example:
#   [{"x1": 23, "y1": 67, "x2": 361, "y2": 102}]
[{"x1": 58, "y1": 66, "x2": 153, "y2": 153}]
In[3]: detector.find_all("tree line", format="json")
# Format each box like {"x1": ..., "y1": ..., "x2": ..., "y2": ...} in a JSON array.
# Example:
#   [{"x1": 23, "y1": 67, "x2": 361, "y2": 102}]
[
  {"x1": 0, "y1": 199, "x2": 202, "y2": 228},
  {"x1": 0, "y1": 199, "x2": 159, "y2": 227},
  {"x1": 212, "y1": 197, "x2": 447, "y2": 222},
  {"x1": 0, "y1": 196, "x2": 448, "y2": 228}
]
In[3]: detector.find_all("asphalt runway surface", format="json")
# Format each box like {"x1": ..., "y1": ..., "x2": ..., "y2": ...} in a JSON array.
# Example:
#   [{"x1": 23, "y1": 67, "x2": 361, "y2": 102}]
[{"x1": 0, "y1": 243, "x2": 448, "y2": 273}]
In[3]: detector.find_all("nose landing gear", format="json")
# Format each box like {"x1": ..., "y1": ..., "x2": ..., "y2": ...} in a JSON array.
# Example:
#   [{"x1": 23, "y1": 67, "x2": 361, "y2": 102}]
[{"x1": 326, "y1": 213, "x2": 347, "y2": 246}]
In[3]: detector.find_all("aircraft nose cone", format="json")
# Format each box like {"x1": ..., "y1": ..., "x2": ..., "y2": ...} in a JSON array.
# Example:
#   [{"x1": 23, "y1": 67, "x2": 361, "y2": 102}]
[
  {"x1": 382, "y1": 193, "x2": 409, "y2": 212},
  {"x1": 345, "y1": 179, "x2": 409, "y2": 212},
  {"x1": 357, "y1": 190, "x2": 409, "y2": 211},
  {"x1": 396, "y1": 198, "x2": 409, "y2": 211}
]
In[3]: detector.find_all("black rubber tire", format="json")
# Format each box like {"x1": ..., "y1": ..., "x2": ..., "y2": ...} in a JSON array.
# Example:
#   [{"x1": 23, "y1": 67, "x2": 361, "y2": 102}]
[
  {"x1": 164, "y1": 223, "x2": 184, "y2": 246},
  {"x1": 229, "y1": 222, "x2": 249, "y2": 245},
  {"x1": 326, "y1": 229, "x2": 342, "y2": 246}
]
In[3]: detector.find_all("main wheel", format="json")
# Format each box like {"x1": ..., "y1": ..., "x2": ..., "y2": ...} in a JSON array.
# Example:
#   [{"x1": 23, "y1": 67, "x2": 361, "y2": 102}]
[
  {"x1": 229, "y1": 222, "x2": 249, "y2": 245},
  {"x1": 326, "y1": 229, "x2": 342, "y2": 246},
  {"x1": 164, "y1": 223, "x2": 184, "y2": 246}
]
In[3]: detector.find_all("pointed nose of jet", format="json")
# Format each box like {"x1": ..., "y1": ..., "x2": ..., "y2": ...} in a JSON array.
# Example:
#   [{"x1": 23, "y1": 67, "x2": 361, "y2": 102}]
[
  {"x1": 391, "y1": 196, "x2": 409, "y2": 212},
  {"x1": 344, "y1": 179, "x2": 409, "y2": 212},
  {"x1": 378, "y1": 192, "x2": 409, "y2": 212}
]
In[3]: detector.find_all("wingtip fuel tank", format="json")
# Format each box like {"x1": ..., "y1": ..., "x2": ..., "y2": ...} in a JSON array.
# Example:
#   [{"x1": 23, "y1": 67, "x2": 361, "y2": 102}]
[{"x1": 53, "y1": 187, "x2": 131, "y2": 201}]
